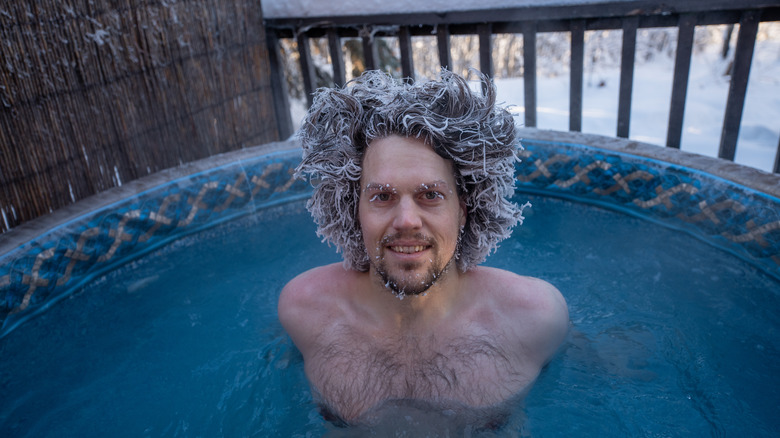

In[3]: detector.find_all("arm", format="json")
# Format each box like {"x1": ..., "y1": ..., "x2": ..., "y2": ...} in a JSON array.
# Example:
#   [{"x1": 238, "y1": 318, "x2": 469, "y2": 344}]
[
  {"x1": 484, "y1": 269, "x2": 569, "y2": 367},
  {"x1": 521, "y1": 277, "x2": 569, "y2": 365},
  {"x1": 278, "y1": 263, "x2": 354, "y2": 356},
  {"x1": 278, "y1": 267, "x2": 326, "y2": 355}
]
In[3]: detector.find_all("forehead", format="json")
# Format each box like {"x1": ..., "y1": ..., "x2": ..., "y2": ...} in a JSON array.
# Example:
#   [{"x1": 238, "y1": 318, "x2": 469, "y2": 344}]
[{"x1": 361, "y1": 135, "x2": 456, "y2": 186}]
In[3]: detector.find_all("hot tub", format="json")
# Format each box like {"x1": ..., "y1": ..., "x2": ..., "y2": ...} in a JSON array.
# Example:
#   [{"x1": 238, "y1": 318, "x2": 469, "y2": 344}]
[{"x1": 1, "y1": 129, "x2": 778, "y2": 436}]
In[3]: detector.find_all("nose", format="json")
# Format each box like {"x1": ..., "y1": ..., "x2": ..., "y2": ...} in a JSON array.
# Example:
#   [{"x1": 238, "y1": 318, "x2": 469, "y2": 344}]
[{"x1": 392, "y1": 197, "x2": 422, "y2": 231}]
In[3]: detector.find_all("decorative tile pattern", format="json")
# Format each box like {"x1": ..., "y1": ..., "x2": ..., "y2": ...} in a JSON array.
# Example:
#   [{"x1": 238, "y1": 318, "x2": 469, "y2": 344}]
[
  {"x1": 0, "y1": 150, "x2": 310, "y2": 335},
  {"x1": 1, "y1": 140, "x2": 779, "y2": 336},
  {"x1": 516, "y1": 140, "x2": 780, "y2": 277}
]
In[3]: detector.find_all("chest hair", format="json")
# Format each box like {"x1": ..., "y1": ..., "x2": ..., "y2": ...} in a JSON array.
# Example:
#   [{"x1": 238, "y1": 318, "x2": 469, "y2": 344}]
[{"x1": 309, "y1": 328, "x2": 528, "y2": 421}]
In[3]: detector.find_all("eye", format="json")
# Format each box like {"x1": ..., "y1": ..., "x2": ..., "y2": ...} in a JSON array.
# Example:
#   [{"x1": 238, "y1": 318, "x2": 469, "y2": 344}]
[
  {"x1": 423, "y1": 191, "x2": 443, "y2": 201},
  {"x1": 370, "y1": 192, "x2": 392, "y2": 202}
]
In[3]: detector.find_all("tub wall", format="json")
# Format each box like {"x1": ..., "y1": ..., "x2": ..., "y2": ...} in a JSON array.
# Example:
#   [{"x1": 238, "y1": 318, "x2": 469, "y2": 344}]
[{"x1": 1, "y1": 133, "x2": 779, "y2": 337}]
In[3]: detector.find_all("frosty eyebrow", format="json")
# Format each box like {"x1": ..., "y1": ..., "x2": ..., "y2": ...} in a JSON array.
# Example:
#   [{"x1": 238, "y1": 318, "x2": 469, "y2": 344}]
[
  {"x1": 364, "y1": 182, "x2": 396, "y2": 193},
  {"x1": 413, "y1": 180, "x2": 451, "y2": 194},
  {"x1": 363, "y1": 181, "x2": 452, "y2": 193}
]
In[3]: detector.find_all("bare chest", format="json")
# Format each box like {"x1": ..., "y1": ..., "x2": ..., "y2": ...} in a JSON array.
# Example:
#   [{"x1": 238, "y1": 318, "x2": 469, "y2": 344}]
[{"x1": 306, "y1": 331, "x2": 530, "y2": 422}]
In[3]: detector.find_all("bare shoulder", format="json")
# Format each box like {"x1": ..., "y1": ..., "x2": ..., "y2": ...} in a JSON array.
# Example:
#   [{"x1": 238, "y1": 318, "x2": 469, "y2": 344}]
[
  {"x1": 281, "y1": 262, "x2": 349, "y2": 297},
  {"x1": 278, "y1": 263, "x2": 359, "y2": 350},
  {"x1": 279, "y1": 262, "x2": 358, "y2": 313},
  {"x1": 465, "y1": 266, "x2": 569, "y2": 361},
  {"x1": 466, "y1": 266, "x2": 566, "y2": 311}
]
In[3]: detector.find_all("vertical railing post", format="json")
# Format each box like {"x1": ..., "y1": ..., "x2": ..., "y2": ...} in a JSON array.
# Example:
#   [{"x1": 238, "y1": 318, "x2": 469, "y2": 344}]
[
  {"x1": 361, "y1": 26, "x2": 378, "y2": 72},
  {"x1": 722, "y1": 24, "x2": 735, "y2": 59},
  {"x1": 328, "y1": 29, "x2": 346, "y2": 87},
  {"x1": 478, "y1": 23, "x2": 493, "y2": 77},
  {"x1": 478, "y1": 23, "x2": 493, "y2": 95},
  {"x1": 296, "y1": 31, "x2": 316, "y2": 107},
  {"x1": 617, "y1": 16, "x2": 638, "y2": 138},
  {"x1": 437, "y1": 25, "x2": 452, "y2": 70},
  {"x1": 569, "y1": 19, "x2": 585, "y2": 132},
  {"x1": 719, "y1": 10, "x2": 761, "y2": 161},
  {"x1": 267, "y1": 5, "x2": 775, "y2": 170},
  {"x1": 667, "y1": 14, "x2": 696, "y2": 149},
  {"x1": 399, "y1": 26, "x2": 415, "y2": 81},
  {"x1": 522, "y1": 21, "x2": 537, "y2": 128},
  {"x1": 265, "y1": 29, "x2": 293, "y2": 139},
  {"x1": 774, "y1": 136, "x2": 780, "y2": 173}
]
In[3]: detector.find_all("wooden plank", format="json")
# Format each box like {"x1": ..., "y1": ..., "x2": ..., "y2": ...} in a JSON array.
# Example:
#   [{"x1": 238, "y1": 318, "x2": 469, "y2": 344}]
[
  {"x1": 616, "y1": 16, "x2": 638, "y2": 138},
  {"x1": 478, "y1": 23, "x2": 493, "y2": 78},
  {"x1": 399, "y1": 26, "x2": 415, "y2": 80},
  {"x1": 569, "y1": 19, "x2": 585, "y2": 132},
  {"x1": 666, "y1": 13, "x2": 696, "y2": 149},
  {"x1": 264, "y1": 1, "x2": 776, "y2": 29},
  {"x1": 266, "y1": 29, "x2": 293, "y2": 139},
  {"x1": 268, "y1": 9, "x2": 780, "y2": 39},
  {"x1": 719, "y1": 9, "x2": 761, "y2": 161},
  {"x1": 523, "y1": 21, "x2": 537, "y2": 128},
  {"x1": 296, "y1": 32, "x2": 316, "y2": 107},
  {"x1": 775, "y1": 135, "x2": 780, "y2": 173},
  {"x1": 328, "y1": 29, "x2": 346, "y2": 87},
  {"x1": 362, "y1": 31, "x2": 378, "y2": 71},
  {"x1": 437, "y1": 24, "x2": 452, "y2": 70}
]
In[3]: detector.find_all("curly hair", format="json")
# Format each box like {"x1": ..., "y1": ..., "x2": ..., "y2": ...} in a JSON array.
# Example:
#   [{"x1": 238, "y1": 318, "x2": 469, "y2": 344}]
[{"x1": 295, "y1": 69, "x2": 528, "y2": 272}]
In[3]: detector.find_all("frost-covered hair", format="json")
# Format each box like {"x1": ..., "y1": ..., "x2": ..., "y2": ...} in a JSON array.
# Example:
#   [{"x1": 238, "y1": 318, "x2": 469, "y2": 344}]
[{"x1": 295, "y1": 69, "x2": 527, "y2": 272}]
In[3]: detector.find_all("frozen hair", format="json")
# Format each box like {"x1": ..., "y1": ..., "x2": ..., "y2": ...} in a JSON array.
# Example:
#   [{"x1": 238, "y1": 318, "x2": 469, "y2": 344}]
[{"x1": 295, "y1": 69, "x2": 527, "y2": 272}]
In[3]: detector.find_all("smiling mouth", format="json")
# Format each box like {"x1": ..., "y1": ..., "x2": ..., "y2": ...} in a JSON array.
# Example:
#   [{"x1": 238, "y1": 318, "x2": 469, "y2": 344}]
[{"x1": 389, "y1": 245, "x2": 428, "y2": 254}]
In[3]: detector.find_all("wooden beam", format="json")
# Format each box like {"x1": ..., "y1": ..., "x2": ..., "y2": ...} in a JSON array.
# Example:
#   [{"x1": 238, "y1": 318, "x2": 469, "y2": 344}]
[
  {"x1": 362, "y1": 30, "x2": 378, "y2": 71},
  {"x1": 266, "y1": 29, "x2": 293, "y2": 139},
  {"x1": 719, "y1": 9, "x2": 760, "y2": 161},
  {"x1": 437, "y1": 24, "x2": 452, "y2": 70},
  {"x1": 399, "y1": 26, "x2": 415, "y2": 80},
  {"x1": 523, "y1": 21, "x2": 537, "y2": 128},
  {"x1": 478, "y1": 23, "x2": 493, "y2": 77},
  {"x1": 616, "y1": 16, "x2": 637, "y2": 138},
  {"x1": 569, "y1": 19, "x2": 585, "y2": 132},
  {"x1": 666, "y1": 14, "x2": 696, "y2": 149},
  {"x1": 774, "y1": 135, "x2": 780, "y2": 173},
  {"x1": 264, "y1": 1, "x2": 776, "y2": 29},
  {"x1": 296, "y1": 31, "x2": 316, "y2": 107},
  {"x1": 328, "y1": 29, "x2": 346, "y2": 87}
]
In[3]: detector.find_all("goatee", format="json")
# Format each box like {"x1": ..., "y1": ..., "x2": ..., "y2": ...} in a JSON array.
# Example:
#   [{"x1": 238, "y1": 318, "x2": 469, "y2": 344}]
[{"x1": 373, "y1": 251, "x2": 454, "y2": 299}]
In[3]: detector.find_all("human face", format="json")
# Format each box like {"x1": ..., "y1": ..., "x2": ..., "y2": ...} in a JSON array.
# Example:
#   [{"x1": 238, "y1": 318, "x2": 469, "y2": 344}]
[{"x1": 358, "y1": 135, "x2": 466, "y2": 297}]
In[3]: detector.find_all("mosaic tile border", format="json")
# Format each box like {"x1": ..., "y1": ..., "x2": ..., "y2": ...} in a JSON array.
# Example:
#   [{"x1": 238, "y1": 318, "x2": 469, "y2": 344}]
[
  {"x1": 0, "y1": 148, "x2": 311, "y2": 336},
  {"x1": 516, "y1": 139, "x2": 780, "y2": 280},
  {"x1": 1, "y1": 136, "x2": 779, "y2": 336}
]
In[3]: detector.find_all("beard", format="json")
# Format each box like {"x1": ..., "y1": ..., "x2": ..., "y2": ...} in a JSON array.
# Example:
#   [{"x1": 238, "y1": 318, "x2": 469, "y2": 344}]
[{"x1": 370, "y1": 233, "x2": 456, "y2": 298}]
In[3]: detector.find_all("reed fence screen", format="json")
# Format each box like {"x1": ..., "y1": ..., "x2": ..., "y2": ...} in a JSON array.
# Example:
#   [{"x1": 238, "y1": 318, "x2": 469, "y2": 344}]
[{"x1": 1, "y1": 0, "x2": 280, "y2": 233}]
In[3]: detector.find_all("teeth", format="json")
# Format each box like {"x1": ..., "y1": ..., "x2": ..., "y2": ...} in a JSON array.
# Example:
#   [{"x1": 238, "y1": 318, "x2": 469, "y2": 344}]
[{"x1": 390, "y1": 245, "x2": 425, "y2": 254}]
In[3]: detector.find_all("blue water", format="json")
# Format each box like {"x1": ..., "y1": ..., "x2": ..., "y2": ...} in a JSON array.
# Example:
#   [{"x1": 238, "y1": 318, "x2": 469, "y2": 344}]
[{"x1": 0, "y1": 196, "x2": 778, "y2": 437}]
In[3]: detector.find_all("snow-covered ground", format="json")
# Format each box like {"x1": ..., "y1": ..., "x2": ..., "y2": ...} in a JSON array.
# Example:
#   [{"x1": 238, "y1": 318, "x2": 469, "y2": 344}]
[
  {"x1": 273, "y1": 0, "x2": 780, "y2": 173},
  {"x1": 495, "y1": 27, "x2": 780, "y2": 172}
]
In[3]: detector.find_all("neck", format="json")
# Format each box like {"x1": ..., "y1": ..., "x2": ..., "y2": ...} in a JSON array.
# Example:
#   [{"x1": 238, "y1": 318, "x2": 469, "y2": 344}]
[{"x1": 366, "y1": 263, "x2": 464, "y2": 331}]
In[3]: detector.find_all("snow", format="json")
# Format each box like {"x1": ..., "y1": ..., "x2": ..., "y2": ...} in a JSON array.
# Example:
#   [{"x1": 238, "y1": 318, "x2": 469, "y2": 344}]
[
  {"x1": 495, "y1": 26, "x2": 780, "y2": 172},
  {"x1": 262, "y1": 0, "x2": 599, "y2": 18},
  {"x1": 270, "y1": 1, "x2": 780, "y2": 173}
]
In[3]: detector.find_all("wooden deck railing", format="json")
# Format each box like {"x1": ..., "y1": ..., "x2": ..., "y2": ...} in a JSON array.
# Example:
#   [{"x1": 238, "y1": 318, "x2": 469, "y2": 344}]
[{"x1": 264, "y1": 0, "x2": 780, "y2": 173}]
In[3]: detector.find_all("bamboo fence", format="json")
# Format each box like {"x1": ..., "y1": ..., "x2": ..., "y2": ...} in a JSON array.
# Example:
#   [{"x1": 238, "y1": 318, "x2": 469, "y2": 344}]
[{"x1": 0, "y1": 0, "x2": 280, "y2": 233}]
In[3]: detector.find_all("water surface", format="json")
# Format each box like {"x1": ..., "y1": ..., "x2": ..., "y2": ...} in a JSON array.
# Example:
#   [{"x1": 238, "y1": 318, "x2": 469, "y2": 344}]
[{"x1": 1, "y1": 196, "x2": 777, "y2": 437}]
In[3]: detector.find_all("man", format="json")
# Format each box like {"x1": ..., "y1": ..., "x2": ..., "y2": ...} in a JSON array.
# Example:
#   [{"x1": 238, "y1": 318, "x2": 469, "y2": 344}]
[{"x1": 279, "y1": 70, "x2": 568, "y2": 430}]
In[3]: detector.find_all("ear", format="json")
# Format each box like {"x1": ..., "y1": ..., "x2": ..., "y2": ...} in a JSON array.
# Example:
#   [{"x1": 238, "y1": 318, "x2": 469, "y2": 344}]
[{"x1": 459, "y1": 200, "x2": 467, "y2": 228}]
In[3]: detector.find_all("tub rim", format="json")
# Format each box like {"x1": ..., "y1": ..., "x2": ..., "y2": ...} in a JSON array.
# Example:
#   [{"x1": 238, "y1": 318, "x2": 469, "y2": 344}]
[
  {"x1": 516, "y1": 128, "x2": 780, "y2": 199},
  {"x1": 2, "y1": 129, "x2": 779, "y2": 337},
  {"x1": 2, "y1": 129, "x2": 778, "y2": 257},
  {"x1": 0, "y1": 139, "x2": 301, "y2": 257}
]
